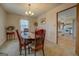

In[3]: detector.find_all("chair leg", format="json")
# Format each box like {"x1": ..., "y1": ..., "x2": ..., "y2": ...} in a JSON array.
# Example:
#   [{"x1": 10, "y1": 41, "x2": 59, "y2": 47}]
[
  {"x1": 19, "y1": 47, "x2": 22, "y2": 55},
  {"x1": 34, "y1": 50, "x2": 36, "y2": 56},
  {"x1": 28, "y1": 46, "x2": 30, "y2": 54},
  {"x1": 42, "y1": 48, "x2": 45, "y2": 56}
]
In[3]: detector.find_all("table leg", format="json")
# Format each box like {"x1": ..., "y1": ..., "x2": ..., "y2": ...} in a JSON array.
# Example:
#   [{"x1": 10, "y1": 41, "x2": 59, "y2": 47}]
[
  {"x1": 25, "y1": 39, "x2": 27, "y2": 56},
  {"x1": 25, "y1": 46, "x2": 26, "y2": 56},
  {"x1": 14, "y1": 34, "x2": 15, "y2": 40}
]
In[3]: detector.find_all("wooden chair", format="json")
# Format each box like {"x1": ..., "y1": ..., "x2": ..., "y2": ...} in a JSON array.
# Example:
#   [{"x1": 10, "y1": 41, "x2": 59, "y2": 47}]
[
  {"x1": 16, "y1": 30, "x2": 31, "y2": 55},
  {"x1": 30, "y1": 29, "x2": 46, "y2": 56}
]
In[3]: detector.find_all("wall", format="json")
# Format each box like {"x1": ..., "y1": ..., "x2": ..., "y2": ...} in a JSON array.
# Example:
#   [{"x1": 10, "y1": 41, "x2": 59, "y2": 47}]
[
  {"x1": 0, "y1": 6, "x2": 7, "y2": 46},
  {"x1": 6, "y1": 13, "x2": 37, "y2": 32},
  {"x1": 37, "y1": 4, "x2": 76, "y2": 43}
]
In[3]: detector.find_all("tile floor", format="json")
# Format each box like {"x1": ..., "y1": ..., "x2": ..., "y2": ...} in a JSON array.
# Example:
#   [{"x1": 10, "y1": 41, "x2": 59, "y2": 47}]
[{"x1": 0, "y1": 39, "x2": 77, "y2": 56}]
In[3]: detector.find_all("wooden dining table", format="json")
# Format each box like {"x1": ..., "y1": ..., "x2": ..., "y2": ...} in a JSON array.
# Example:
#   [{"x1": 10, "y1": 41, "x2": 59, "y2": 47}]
[{"x1": 21, "y1": 32, "x2": 35, "y2": 55}]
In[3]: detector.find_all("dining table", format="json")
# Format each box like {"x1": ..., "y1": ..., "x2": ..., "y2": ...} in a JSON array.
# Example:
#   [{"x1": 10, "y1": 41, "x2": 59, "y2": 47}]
[{"x1": 21, "y1": 32, "x2": 35, "y2": 55}]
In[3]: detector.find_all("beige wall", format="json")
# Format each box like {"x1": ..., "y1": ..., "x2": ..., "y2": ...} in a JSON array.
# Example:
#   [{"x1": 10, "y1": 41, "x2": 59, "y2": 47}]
[
  {"x1": 0, "y1": 6, "x2": 7, "y2": 46},
  {"x1": 37, "y1": 4, "x2": 76, "y2": 43},
  {"x1": 6, "y1": 13, "x2": 37, "y2": 32}
]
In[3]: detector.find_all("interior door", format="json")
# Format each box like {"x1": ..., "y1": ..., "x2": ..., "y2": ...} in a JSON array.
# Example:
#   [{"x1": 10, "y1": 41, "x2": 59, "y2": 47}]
[{"x1": 76, "y1": 4, "x2": 79, "y2": 55}]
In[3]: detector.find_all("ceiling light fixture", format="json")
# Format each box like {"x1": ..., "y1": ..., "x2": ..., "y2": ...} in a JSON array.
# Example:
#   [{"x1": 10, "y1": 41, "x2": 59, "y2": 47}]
[{"x1": 25, "y1": 4, "x2": 34, "y2": 16}]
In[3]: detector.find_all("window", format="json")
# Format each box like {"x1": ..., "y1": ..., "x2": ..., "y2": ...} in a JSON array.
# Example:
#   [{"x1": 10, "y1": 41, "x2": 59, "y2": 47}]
[{"x1": 20, "y1": 19, "x2": 29, "y2": 31}]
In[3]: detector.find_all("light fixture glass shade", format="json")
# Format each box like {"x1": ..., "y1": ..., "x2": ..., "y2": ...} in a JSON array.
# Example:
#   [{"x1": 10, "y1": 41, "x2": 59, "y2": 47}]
[
  {"x1": 31, "y1": 13, "x2": 34, "y2": 15},
  {"x1": 25, "y1": 11, "x2": 28, "y2": 15},
  {"x1": 29, "y1": 11, "x2": 31, "y2": 14}
]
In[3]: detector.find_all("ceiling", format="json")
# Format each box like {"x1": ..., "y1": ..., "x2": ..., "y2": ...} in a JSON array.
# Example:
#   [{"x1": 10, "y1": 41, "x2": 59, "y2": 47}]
[{"x1": 0, "y1": 3, "x2": 61, "y2": 17}]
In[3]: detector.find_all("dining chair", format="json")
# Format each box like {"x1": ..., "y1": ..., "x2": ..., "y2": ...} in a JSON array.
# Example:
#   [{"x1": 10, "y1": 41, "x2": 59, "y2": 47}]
[
  {"x1": 29, "y1": 29, "x2": 46, "y2": 56},
  {"x1": 16, "y1": 30, "x2": 31, "y2": 55}
]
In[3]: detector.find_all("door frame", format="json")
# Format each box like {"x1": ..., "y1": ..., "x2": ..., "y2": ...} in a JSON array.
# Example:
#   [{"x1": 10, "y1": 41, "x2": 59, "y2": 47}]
[{"x1": 56, "y1": 5, "x2": 77, "y2": 44}]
